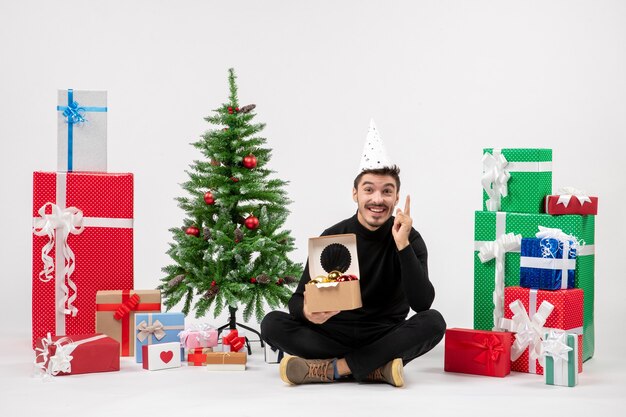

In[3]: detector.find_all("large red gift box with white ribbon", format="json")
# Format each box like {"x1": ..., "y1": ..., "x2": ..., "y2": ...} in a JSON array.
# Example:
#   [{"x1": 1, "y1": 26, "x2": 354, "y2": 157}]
[
  {"x1": 503, "y1": 286, "x2": 583, "y2": 375},
  {"x1": 32, "y1": 172, "x2": 133, "y2": 348}
]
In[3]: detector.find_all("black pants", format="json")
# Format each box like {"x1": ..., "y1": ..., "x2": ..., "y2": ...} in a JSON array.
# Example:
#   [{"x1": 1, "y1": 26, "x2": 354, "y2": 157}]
[{"x1": 260, "y1": 309, "x2": 446, "y2": 381}]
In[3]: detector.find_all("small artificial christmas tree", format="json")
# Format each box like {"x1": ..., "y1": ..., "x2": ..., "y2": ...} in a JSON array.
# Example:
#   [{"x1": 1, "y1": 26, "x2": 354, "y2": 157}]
[{"x1": 159, "y1": 68, "x2": 302, "y2": 324}]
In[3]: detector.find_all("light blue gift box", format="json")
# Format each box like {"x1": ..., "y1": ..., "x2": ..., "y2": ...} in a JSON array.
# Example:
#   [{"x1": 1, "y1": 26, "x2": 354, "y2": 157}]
[{"x1": 135, "y1": 312, "x2": 185, "y2": 363}]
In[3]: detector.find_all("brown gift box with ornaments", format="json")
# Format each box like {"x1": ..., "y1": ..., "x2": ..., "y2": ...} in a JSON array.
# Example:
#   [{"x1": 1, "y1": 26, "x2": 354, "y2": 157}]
[{"x1": 304, "y1": 234, "x2": 362, "y2": 313}]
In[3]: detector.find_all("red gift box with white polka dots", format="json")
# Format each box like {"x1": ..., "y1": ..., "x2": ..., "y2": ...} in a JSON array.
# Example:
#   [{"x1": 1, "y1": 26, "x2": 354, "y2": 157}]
[
  {"x1": 32, "y1": 172, "x2": 134, "y2": 348},
  {"x1": 504, "y1": 286, "x2": 584, "y2": 375}
]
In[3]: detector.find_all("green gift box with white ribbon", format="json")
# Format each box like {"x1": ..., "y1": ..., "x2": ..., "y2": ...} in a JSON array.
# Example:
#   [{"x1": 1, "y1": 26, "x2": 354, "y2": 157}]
[
  {"x1": 482, "y1": 148, "x2": 552, "y2": 213},
  {"x1": 543, "y1": 331, "x2": 579, "y2": 387},
  {"x1": 473, "y1": 211, "x2": 595, "y2": 361}
]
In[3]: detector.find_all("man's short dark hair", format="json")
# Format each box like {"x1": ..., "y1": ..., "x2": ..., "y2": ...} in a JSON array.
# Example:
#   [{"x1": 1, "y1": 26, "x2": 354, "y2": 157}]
[{"x1": 353, "y1": 165, "x2": 401, "y2": 191}]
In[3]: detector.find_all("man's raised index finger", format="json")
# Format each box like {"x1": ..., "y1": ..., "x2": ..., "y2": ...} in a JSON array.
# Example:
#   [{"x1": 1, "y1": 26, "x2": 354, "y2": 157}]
[{"x1": 404, "y1": 195, "x2": 411, "y2": 216}]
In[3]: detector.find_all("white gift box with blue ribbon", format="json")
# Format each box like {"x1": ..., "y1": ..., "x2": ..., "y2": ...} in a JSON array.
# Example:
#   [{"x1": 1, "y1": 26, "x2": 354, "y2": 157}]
[
  {"x1": 519, "y1": 227, "x2": 579, "y2": 290},
  {"x1": 57, "y1": 89, "x2": 107, "y2": 172}
]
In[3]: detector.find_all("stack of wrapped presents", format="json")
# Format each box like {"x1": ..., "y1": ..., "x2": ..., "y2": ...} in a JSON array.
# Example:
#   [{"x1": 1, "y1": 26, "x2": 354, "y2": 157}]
[
  {"x1": 445, "y1": 148, "x2": 597, "y2": 387},
  {"x1": 31, "y1": 90, "x2": 248, "y2": 377}
]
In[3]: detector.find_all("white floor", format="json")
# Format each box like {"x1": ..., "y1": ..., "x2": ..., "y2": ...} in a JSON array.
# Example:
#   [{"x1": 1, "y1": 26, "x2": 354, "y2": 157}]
[{"x1": 1, "y1": 332, "x2": 625, "y2": 417}]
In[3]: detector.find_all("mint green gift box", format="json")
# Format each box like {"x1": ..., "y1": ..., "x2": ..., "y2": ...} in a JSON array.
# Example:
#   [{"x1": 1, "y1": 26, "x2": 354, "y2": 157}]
[
  {"x1": 473, "y1": 211, "x2": 595, "y2": 361},
  {"x1": 482, "y1": 148, "x2": 552, "y2": 213},
  {"x1": 544, "y1": 332, "x2": 579, "y2": 387}
]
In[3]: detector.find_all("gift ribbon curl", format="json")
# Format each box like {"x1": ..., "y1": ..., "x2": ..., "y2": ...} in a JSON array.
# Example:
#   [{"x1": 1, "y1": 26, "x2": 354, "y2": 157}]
[
  {"x1": 32, "y1": 202, "x2": 85, "y2": 316},
  {"x1": 34, "y1": 334, "x2": 107, "y2": 378},
  {"x1": 478, "y1": 232, "x2": 521, "y2": 330},
  {"x1": 34, "y1": 333, "x2": 76, "y2": 377},
  {"x1": 481, "y1": 149, "x2": 510, "y2": 211},
  {"x1": 536, "y1": 226, "x2": 581, "y2": 258}
]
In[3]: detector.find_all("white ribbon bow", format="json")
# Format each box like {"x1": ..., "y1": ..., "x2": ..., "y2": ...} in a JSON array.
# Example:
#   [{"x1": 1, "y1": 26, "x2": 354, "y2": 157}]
[
  {"x1": 136, "y1": 320, "x2": 167, "y2": 342},
  {"x1": 540, "y1": 330, "x2": 573, "y2": 366},
  {"x1": 34, "y1": 334, "x2": 107, "y2": 378},
  {"x1": 32, "y1": 202, "x2": 85, "y2": 316},
  {"x1": 478, "y1": 232, "x2": 522, "y2": 330},
  {"x1": 481, "y1": 150, "x2": 510, "y2": 211},
  {"x1": 556, "y1": 187, "x2": 592, "y2": 208},
  {"x1": 536, "y1": 226, "x2": 581, "y2": 258},
  {"x1": 500, "y1": 299, "x2": 554, "y2": 366},
  {"x1": 34, "y1": 333, "x2": 77, "y2": 377}
]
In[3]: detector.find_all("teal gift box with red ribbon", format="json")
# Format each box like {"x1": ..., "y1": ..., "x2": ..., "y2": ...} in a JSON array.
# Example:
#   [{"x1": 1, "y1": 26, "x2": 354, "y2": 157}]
[
  {"x1": 57, "y1": 89, "x2": 107, "y2": 172},
  {"x1": 444, "y1": 328, "x2": 513, "y2": 377}
]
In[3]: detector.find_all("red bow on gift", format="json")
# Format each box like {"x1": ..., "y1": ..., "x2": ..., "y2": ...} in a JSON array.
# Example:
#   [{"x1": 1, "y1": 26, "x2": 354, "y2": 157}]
[
  {"x1": 114, "y1": 293, "x2": 140, "y2": 320},
  {"x1": 223, "y1": 330, "x2": 245, "y2": 352},
  {"x1": 471, "y1": 334, "x2": 505, "y2": 364}
]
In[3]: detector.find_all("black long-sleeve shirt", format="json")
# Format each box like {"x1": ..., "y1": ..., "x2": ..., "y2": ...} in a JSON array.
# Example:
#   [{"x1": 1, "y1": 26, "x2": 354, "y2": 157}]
[{"x1": 288, "y1": 213, "x2": 435, "y2": 324}]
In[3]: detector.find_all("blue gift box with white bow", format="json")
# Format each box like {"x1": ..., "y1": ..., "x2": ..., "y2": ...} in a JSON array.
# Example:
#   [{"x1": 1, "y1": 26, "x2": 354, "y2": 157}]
[
  {"x1": 519, "y1": 237, "x2": 577, "y2": 290},
  {"x1": 135, "y1": 312, "x2": 185, "y2": 363}
]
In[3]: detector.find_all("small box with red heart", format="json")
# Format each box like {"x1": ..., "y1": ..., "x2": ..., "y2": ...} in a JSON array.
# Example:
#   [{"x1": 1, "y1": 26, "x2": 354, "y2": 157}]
[{"x1": 142, "y1": 342, "x2": 181, "y2": 371}]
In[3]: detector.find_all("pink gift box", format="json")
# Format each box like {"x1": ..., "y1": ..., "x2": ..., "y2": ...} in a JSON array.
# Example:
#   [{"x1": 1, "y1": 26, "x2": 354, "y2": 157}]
[{"x1": 179, "y1": 325, "x2": 218, "y2": 349}]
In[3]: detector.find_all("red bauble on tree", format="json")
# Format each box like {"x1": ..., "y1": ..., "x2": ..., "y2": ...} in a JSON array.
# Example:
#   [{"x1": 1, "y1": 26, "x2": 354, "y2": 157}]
[
  {"x1": 242, "y1": 154, "x2": 257, "y2": 169},
  {"x1": 244, "y1": 215, "x2": 259, "y2": 230},
  {"x1": 185, "y1": 226, "x2": 200, "y2": 237},
  {"x1": 204, "y1": 191, "x2": 215, "y2": 205},
  {"x1": 276, "y1": 278, "x2": 285, "y2": 286},
  {"x1": 231, "y1": 176, "x2": 239, "y2": 182},
  {"x1": 250, "y1": 277, "x2": 257, "y2": 284}
]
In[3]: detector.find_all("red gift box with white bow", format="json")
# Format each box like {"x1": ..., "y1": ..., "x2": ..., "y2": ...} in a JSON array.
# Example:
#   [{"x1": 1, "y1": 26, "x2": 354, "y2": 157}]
[
  {"x1": 34, "y1": 333, "x2": 120, "y2": 376},
  {"x1": 545, "y1": 188, "x2": 598, "y2": 215},
  {"x1": 32, "y1": 172, "x2": 134, "y2": 348},
  {"x1": 501, "y1": 286, "x2": 584, "y2": 375}
]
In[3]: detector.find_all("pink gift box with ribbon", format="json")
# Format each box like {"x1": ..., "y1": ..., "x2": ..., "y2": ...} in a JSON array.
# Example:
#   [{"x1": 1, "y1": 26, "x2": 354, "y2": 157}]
[
  {"x1": 32, "y1": 172, "x2": 134, "y2": 348},
  {"x1": 501, "y1": 286, "x2": 583, "y2": 375},
  {"x1": 178, "y1": 324, "x2": 218, "y2": 349}
]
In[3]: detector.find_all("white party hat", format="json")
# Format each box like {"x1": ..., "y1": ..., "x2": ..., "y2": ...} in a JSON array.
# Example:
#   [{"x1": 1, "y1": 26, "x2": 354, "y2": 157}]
[{"x1": 358, "y1": 118, "x2": 392, "y2": 171}]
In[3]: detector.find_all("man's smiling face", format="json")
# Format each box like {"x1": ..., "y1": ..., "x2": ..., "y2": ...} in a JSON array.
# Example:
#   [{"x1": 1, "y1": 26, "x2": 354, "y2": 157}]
[{"x1": 352, "y1": 173, "x2": 399, "y2": 231}]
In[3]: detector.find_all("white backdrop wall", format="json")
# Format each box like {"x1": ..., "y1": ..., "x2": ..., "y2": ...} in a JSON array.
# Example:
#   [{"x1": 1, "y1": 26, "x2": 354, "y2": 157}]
[{"x1": 1, "y1": 0, "x2": 625, "y2": 356}]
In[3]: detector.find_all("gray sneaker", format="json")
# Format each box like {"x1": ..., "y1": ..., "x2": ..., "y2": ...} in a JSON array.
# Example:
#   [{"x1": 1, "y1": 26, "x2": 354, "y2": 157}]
[
  {"x1": 279, "y1": 356, "x2": 336, "y2": 385},
  {"x1": 365, "y1": 358, "x2": 404, "y2": 387}
]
